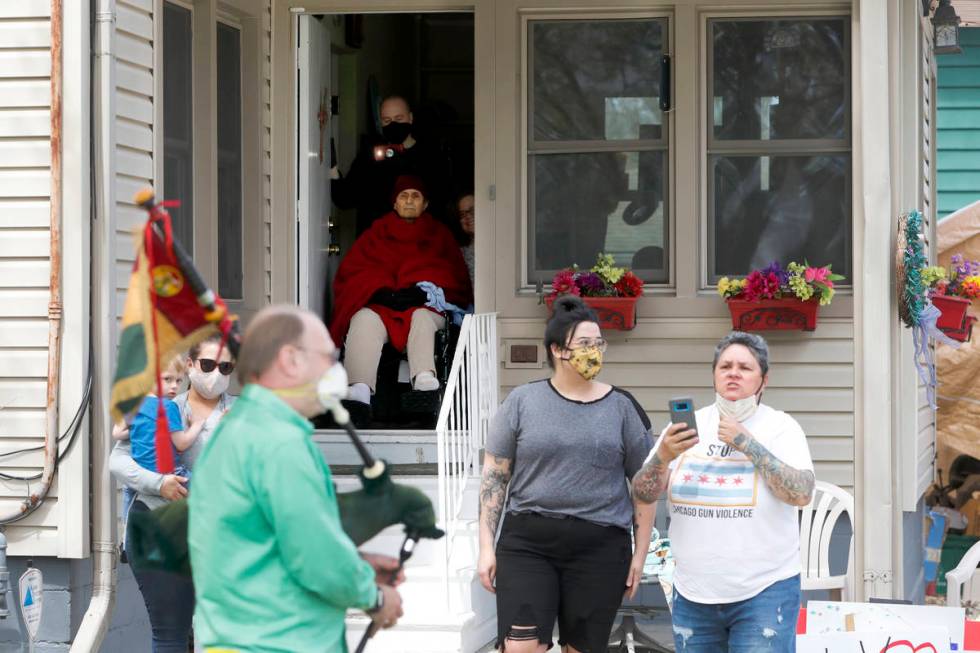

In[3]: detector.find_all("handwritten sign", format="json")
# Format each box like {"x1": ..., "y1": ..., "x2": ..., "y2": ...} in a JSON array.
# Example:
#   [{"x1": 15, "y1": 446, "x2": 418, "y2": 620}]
[
  {"x1": 798, "y1": 629, "x2": 950, "y2": 653},
  {"x1": 806, "y1": 602, "x2": 965, "y2": 652}
]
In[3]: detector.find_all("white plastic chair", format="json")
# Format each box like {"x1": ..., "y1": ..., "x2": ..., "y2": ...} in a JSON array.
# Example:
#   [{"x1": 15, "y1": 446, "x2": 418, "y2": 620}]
[
  {"x1": 799, "y1": 480, "x2": 855, "y2": 600},
  {"x1": 946, "y1": 539, "x2": 980, "y2": 607}
]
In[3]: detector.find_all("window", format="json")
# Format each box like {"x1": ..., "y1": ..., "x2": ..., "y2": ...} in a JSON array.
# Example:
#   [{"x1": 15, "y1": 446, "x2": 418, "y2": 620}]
[
  {"x1": 163, "y1": 2, "x2": 194, "y2": 252},
  {"x1": 527, "y1": 18, "x2": 669, "y2": 285},
  {"x1": 216, "y1": 21, "x2": 243, "y2": 299},
  {"x1": 706, "y1": 18, "x2": 851, "y2": 281}
]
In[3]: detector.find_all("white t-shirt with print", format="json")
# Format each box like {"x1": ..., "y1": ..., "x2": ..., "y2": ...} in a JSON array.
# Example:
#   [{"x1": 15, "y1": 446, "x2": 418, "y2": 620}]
[{"x1": 647, "y1": 402, "x2": 814, "y2": 604}]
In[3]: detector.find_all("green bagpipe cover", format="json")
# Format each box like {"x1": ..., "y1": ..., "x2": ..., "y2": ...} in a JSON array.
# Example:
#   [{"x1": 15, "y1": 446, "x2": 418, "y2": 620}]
[{"x1": 127, "y1": 470, "x2": 444, "y2": 575}]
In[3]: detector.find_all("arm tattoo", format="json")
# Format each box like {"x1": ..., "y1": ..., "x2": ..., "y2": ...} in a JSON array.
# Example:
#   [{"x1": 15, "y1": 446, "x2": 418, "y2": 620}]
[
  {"x1": 479, "y1": 456, "x2": 512, "y2": 536},
  {"x1": 734, "y1": 433, "x2": 815, "y2": 506},
  {"x1": 631, "y1": 452, "x2": 670, "y2": 504}
]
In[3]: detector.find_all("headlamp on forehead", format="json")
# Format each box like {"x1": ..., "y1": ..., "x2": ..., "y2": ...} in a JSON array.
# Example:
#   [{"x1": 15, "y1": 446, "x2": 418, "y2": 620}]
[{"x1": 373, "y1": 144, "x2": 405, "y2": 161}]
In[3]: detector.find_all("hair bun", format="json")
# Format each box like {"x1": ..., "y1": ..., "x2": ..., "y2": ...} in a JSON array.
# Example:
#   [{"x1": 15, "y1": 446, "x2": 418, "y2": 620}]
[{"x1": 554, "y1": 295, "x2": 586, "y2": 313}]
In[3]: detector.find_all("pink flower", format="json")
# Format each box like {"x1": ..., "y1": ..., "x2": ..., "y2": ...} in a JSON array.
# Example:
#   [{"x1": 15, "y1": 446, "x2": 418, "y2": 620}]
[
  {"x1": 805, "y1": 267, "x2": 830, "y2": 284},
  {"x1": 550, "y1": 269, "x2": 581, "y2": 297}
]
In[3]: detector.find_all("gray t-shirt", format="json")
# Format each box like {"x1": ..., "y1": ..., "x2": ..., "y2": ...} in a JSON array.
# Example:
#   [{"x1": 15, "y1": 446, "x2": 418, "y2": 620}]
[
  {"x1": 173, "y1": 391, "x2": 235, "y2": 470},
  {"x1": 486, "y1": 380, "x2": 653, "y2": 530}
]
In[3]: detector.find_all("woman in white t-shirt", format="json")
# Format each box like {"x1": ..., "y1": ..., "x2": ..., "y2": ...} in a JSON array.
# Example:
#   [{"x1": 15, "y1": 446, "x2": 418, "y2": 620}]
[{"x1": 631, "y1": 331, "x2": 814, "y2": 652}]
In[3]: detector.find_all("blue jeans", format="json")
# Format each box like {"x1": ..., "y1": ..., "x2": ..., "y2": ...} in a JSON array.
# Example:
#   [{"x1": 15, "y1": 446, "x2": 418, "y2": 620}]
[
  {"x1": 671, "y1": 574, "x2": 800, "y2": 652},
  {"x1": 122, "y1": 486, "x2": 136, "y2": 521},
  {"x1": 127, "y1": 501, "x2": 195, "y2": 653}
]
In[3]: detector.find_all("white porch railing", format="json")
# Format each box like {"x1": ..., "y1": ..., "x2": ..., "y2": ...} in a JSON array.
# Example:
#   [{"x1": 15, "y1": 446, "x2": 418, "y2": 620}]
[{"x1": 436, "y1": 313, "x2": 498, "y2": 597}]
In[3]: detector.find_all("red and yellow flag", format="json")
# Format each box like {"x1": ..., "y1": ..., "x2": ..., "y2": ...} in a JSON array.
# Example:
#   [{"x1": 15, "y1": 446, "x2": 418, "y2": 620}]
[{"x1": 110, "y1": 189, "x2": 238, "y2": 472}]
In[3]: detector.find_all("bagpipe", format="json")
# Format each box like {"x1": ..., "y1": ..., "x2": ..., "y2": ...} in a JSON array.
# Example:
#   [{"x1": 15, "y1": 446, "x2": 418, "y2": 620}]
[{"x1": 112, "y1": 190, "x2": 444, "y2": 651}]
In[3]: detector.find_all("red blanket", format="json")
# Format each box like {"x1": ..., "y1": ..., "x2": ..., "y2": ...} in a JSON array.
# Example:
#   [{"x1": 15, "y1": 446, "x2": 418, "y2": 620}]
[{"x1": 329, "y1": 212, "x2": 473, "y2": 351}]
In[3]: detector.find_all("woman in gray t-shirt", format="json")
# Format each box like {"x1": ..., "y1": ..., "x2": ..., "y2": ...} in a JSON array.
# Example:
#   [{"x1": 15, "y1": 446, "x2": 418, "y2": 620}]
[{"x1": 478, "y1": 296, "x2": 654, "y2": 653}]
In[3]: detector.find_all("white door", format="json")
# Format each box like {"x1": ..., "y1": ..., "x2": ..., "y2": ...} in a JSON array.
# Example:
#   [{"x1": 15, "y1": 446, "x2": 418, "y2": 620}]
[{"x1": 297, "y1": 15, "x2": 332, "y2": 320}]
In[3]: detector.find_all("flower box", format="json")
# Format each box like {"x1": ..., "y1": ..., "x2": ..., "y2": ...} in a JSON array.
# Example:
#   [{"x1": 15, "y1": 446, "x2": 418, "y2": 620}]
[
  {"x1": 941, "y1": 315, "x2": 976, "y2": 343},
  {"x1": 932, "y1": 294, "x2": 972, "y2": 331},
  {"x1": 545, "y1": 295, "x2": 638, "y2": 331},
  {"x1": 726, "y1": 297, "x2": 820, "y2": 332}
]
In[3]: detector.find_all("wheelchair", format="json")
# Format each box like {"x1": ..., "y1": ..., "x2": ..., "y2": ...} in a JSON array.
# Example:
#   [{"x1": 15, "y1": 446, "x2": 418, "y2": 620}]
[{"x1": 313, "y1": 313, "x2": 461, "y2": 430}]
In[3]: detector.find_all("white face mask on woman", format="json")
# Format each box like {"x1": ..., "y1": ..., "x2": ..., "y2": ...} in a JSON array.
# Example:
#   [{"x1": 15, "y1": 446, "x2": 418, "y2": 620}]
[
  {"x1": 715, "y1": 383, "x2": 764, "y2": 422},
  {"x1": 189, "y1": 366, "x2": 230, "y2": 400}
]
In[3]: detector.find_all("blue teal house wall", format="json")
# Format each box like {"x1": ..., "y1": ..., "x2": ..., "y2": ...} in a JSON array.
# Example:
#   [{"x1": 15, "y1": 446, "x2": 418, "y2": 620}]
[{"x1": 938, "y1": 26, "x2": 980, "y2": 219}]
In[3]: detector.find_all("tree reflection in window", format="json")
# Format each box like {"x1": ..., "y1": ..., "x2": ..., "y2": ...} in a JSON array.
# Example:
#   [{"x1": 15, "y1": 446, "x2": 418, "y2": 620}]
[
  {"x1": 708, "y1": 18, "x2": 851, "y2": 281},
  {"x1": 528, "y1": 18, "x2": 669, "y2": 284}
]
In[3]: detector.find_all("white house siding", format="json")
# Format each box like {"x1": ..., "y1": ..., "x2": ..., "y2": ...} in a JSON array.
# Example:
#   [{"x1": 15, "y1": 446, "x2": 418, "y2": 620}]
[
  {"x1": 114, "y1": 0, "x2": 156, "y2": 320},
  {"x1": 499, "y1": 318, "x2": 856, "y2": 492},
  {"x1": 917, "y1": 21, "x2": 939, "y2": 501},
  {"x1": 263, "y1": 2, "x2": 272, "y2": 304},
  {"x1": 0, "y1": 0, "x2": 62, "y2": 555}
]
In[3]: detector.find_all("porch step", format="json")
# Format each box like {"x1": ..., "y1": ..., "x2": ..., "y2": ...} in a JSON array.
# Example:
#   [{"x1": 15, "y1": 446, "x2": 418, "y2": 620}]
[{"x1": 315, "y1": 429, "x2": 438, "y2": 467}]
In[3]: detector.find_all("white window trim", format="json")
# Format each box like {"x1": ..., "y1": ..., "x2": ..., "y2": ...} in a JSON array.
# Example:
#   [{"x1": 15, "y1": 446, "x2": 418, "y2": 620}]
[
  {"x1": 519, "y1": 9, "x2": 676, "y2": 293},
  {"x1": 697, "y1": 6, "x2": 854, "y2": 292}
]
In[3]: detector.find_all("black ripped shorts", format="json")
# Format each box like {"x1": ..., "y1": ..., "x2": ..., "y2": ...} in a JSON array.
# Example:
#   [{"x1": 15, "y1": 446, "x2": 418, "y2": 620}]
[{"x1": 494, "y1": 511, "x2": 631, "y2": 652}]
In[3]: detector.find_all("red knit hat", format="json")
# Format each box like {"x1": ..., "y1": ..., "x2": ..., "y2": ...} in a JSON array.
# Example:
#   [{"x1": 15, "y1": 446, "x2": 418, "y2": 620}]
[{"x1": 391, "y1": 175, "x2": 427, "y2": 204}]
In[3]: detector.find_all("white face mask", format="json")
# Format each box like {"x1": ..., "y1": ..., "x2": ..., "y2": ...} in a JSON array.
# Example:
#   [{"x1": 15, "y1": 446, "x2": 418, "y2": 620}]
[
  {"x1": 715, "y1": 393, "x2": 760, "y2": 422},
  {"x1": 315, "y1": 363, "x2": 349, "y2": 411},
  {"x1": 275, "y1": 363, "x2": 349, "y2": 414},
  {"x1": 189, "y1": 367, "x2": 230, "y2": 400}
]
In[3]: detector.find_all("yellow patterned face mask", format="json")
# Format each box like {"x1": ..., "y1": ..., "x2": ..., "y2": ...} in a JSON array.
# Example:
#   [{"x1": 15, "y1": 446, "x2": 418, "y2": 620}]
[{"x1": 567, "y1": 346, "x2": 603, "y2": 380}]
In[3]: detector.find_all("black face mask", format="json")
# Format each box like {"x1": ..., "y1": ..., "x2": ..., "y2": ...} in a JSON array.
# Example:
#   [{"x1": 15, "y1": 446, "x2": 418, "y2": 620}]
[{"x1": 382, "y1": 122, "x2": 412, "y2": 144}]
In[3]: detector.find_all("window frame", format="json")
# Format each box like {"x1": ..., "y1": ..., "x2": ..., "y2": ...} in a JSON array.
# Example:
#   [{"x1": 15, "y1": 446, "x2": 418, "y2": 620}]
[
  {"x1": 698, "y1": 8, "x2": 854, "y2": 290},
  {"x1": 215, "y1": 14, "x2": 246, "y2": 300},
  {"x1": 161, "y1": 0, "x2": 195, "y2": 255},
  {"x1": 519, "y1": 9, "x2": 676, "y2": 292},
  {"x1": 154, "y1": 0, "x2": 266, "y2": 318}
]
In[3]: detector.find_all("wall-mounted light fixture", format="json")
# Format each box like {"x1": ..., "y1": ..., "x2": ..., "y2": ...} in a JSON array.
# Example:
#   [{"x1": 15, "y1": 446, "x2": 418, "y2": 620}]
[{"x1": 933, "y1": 0, "x2": 963, "y2": 55}]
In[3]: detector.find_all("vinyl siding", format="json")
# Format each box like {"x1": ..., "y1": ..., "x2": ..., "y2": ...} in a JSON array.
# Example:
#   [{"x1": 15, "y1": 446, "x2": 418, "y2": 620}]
[
  {"x1": 499, "y1": 318, "x2": 855, "y2": 493},
  {"x1": 919, "y1": 20, "x2": 938, "y2": 502},
  {"x1": 0, "y1": 1, "x2": 60, "y2": 556},
  {"x1": 114, "y1": 0, "x2": 156, "y2": 320},
  {"x1": 937, "y1": 27, "x2": 980, "y2": 219},
  {"x1": 263, "y1": 3, "x2": 272, "y2": 303}
]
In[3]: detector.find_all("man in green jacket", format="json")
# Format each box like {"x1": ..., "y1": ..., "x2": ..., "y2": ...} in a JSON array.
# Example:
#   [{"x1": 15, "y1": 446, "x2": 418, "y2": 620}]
[{"x1": 188, "y1": 305, "x2": 403, "y2": 652}]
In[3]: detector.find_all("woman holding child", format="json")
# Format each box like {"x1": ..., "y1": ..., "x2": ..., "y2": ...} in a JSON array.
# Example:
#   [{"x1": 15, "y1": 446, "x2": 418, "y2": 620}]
[{"x1": 109, "y1": 335, "x2": 235, "y2": 653}]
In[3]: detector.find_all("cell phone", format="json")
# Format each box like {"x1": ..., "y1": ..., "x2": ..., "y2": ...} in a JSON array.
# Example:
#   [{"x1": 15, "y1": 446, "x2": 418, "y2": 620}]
[{"x1": 668, "y1": 397, "x2": 698, "y2": 441}]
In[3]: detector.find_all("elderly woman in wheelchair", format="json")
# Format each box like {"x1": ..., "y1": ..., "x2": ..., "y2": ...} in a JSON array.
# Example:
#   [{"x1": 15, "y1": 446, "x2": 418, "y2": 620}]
[{"x1": 327, "y1": 174, "x2": 472, "y2": 426}]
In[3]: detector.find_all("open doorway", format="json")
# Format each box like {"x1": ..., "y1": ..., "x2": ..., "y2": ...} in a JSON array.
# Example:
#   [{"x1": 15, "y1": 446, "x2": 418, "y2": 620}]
[{"x1": 297, "y1": 11, "x2": 475, "y2": 430}]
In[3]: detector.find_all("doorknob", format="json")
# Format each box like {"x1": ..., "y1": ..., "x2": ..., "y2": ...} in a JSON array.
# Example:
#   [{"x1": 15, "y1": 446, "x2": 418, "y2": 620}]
[{"x1": 327, "y1": 244, "x2": 341, "y2": 256}]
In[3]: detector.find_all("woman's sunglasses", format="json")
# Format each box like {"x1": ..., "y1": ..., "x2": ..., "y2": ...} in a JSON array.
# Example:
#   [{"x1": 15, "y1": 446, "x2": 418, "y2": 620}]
[{"x1": 197, "y1": 358, "x2": 235, "y2": 375}]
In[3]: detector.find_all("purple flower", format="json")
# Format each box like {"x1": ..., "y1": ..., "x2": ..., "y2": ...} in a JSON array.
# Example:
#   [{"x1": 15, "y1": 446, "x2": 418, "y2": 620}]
[
  {"x1": 952, "y1": 254, "x2": 980, "y2": 280},
  {"x1": 761, "y1": 261, "x2": 789, "y2": 285},
  {"x1": 575, "y1": 271, "x2": 606, "y2": 295}
]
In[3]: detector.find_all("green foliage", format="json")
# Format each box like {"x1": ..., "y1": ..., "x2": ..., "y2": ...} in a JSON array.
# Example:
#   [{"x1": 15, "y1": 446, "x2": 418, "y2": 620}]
[{"x1": 901, "y1": 211, "x2": 928, "y2": 328}]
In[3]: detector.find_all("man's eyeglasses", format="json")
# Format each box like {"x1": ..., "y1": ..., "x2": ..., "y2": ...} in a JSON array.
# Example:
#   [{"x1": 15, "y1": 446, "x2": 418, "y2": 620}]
[
  {"x1": 567, "y1": 338, "x2": 608, "y2": 353},
  {"x1": 197, "y1": 358, "x2": 235, "y2": 376},
  {"x1": 296, "y1": 346, "x2": 340, "y2": 364}
]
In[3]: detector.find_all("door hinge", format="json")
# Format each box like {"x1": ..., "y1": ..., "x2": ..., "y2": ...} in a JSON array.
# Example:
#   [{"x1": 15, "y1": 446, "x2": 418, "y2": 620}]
[
  {"x1": 331, "y1": 95, "x2": 339, "y2": 116},
  {"x1": 488, "y1": 185, "x2": 496, "y2": 201}
]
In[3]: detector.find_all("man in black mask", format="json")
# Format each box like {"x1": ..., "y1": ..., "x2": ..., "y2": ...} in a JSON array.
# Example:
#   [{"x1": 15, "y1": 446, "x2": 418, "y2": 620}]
[{"x1": 331, "y1": 95, "x2": 455, "y2": 235}]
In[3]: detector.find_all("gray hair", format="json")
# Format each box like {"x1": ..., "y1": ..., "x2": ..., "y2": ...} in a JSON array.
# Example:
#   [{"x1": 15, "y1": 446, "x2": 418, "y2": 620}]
[{"x1": 712, "y1": 331, "x2": 770, "y2": 376}]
